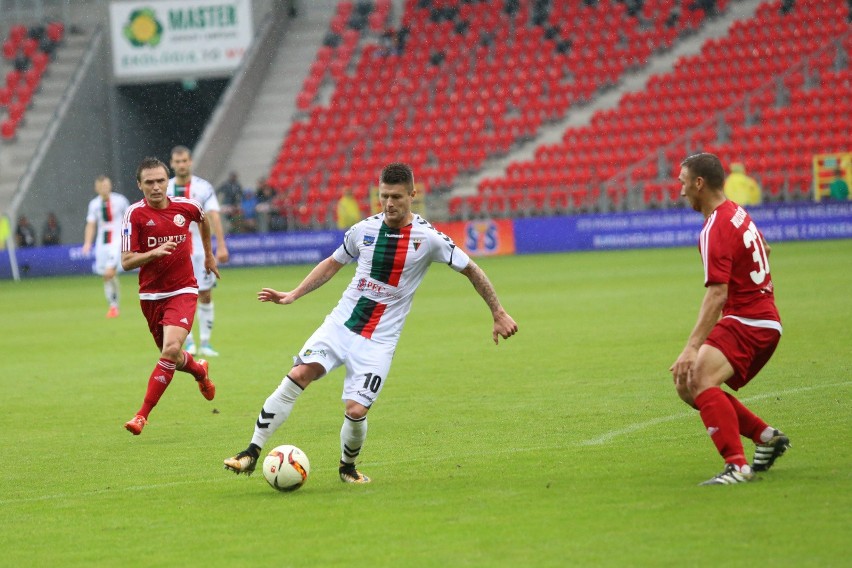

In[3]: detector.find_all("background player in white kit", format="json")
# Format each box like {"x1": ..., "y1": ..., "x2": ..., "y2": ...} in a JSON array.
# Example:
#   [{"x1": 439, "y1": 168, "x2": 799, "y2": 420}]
[
  {"x1": 224, "y1": 163, "x2": 518, "y2": 483},
  {"x1": 168, "y1": 145, "x2": 229, "y2": 356},
  {"x1": 82, "y1": 175, "x2": 130, "y2": 318}
]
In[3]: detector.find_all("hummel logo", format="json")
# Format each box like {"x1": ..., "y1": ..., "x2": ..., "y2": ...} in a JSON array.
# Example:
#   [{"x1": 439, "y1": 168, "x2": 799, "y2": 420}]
[
  {"x1": 180, "y1": 317, "x2": 189, "y2": 324},
  {"x1": 256, "y1": 408, "x2": 276, "y2": 429},
  {"x1": 146, "y1": 220, "x2": 156, "y2": 226}
]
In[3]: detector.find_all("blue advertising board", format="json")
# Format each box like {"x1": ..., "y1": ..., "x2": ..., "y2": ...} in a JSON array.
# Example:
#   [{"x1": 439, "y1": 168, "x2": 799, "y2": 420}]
[
  {"x1": 0, "y1": 229, "x2": 344, "y2": 280},
  {"x1": 513, "y1": 201, "x2": 852, "y2": 254},
  {"x1": 2, "y1": 202, "x2": 850, "y2": 279}
]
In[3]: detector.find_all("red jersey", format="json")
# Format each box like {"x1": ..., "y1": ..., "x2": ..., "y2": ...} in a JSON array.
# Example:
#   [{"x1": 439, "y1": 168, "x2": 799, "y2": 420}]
[
  {"x1": 699, "y1": 200, "x2": 781, "y2": 327},
  {"x1": 121, "y1": 197, "x2": 205, "y2": 299}
]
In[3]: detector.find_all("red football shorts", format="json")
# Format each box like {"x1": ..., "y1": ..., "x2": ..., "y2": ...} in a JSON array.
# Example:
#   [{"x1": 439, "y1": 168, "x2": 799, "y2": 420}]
[
  {"x1": 705, "y1": 317, "x2": 781, "y2": 391},
  {"x1": 140, "y1": 294, "x2": 197, "y2": 350}
]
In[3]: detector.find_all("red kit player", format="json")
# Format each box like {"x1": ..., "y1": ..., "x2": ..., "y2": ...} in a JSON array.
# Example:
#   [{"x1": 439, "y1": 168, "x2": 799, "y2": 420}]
[
  {"x1": 671, "y1": 153, "x2": 790, "y2": 485},
  {"x1": 120, "y1": 157, "x2": 220, "y2": 435}
]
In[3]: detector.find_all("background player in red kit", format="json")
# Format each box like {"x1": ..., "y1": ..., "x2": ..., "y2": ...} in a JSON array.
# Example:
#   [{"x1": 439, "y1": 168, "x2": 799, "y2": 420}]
[
  {"x1": 120, "y1": 157, "x2": 220, "y2": 435},
  {"x1": 671, "y1": 153, "x2": 790, "y2": 485}
]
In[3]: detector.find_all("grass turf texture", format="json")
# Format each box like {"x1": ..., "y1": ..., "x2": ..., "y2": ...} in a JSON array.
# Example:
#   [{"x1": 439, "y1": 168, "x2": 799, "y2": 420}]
[{"x1": 1, "y1": 240, "x2": 849, "y2": 566}]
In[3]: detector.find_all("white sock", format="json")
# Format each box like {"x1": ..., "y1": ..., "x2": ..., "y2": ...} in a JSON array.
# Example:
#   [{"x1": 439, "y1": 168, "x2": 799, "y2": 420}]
[
  {"x1": 104, "y1": 278, "x2": 119, "y2": 307},
  {"x1": 759, "y1": 426, "x2": 777, "y2": 443},
  {"x1": 197, "y1": 302, "x2": 214, "y2": 344},
  {"x1": 250, "y1": 376, "x2": 303, "y2": 449},
  {"x1": 340, "y1": 414, "x2": 368, "y2": 465}
]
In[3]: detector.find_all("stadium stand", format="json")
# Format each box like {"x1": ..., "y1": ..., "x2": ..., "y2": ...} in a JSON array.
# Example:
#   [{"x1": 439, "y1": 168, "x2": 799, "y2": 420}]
[
  {"x1": 0, "y1": 21, "x2": 63, "y2": 141},
  {"x1": 468, "y1": 0, "x2": 852, "y2": 219},
  {"x1": 266, "y1": 0, "x2": 718, "y2": 229}
]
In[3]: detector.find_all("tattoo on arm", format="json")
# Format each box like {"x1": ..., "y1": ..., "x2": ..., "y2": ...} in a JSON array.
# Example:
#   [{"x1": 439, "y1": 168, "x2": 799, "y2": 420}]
[
  {"x1": 302, "y1": 272, "x2": 332, "y2": 294},
  {"x1": 464, "y1": 263, "x2": 501, "y2": 313}
]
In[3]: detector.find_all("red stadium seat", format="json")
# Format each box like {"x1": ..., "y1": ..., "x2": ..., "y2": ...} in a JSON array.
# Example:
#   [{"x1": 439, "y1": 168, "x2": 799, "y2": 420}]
[
  {"x1": 47, "y1": 21, "x2": 65, "y2": 43},
  {"x1": 2, "y1": 40, "x2": 17, "y2": 60},
  {"x1": 6, "y1": 69, "x2": 22, "y2": 89},
  {"x1": 1, "y1": 118, "x2": 17, "y2": 141}
]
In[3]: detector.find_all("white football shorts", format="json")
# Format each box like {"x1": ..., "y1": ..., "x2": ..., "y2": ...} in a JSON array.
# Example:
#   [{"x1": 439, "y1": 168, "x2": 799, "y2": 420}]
[
  {"x1": 93, "y1": 243, "x2": 122, "y2": 275},
  {"x1": 191, "y1": 251, "x2": 217, "y2": 292},
  {"x1": 294, "y1": 316, "x2": 396, "y2": 408}
]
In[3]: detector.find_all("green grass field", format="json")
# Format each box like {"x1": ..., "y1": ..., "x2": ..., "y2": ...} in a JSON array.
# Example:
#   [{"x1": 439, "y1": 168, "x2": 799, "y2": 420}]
[{"x1": 1, "y1": 240, "x2": 850, "y2": 567}]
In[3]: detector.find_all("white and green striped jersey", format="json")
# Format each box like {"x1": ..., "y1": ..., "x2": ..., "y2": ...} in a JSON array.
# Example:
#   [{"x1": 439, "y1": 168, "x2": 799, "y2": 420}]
[
  {"x1": 329, "y1": 213, "x2": 470, "y2": 343},
  {"x1": 167, "y1": 175, "x2": 219, "y2": 255}
]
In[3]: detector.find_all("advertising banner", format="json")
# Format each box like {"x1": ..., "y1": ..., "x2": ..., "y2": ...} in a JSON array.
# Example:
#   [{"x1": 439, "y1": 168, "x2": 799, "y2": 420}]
[
  {"x1": 109, "y1": 0, "x2": 253, "y2": 80},
  {"x1": 0, "y1": 230, "x2": 342, "y2": 280},
  {"x1": 434, "y1": 219, "x2": 516, "y2": 256},
  {"x1": 513, "y1": 201, "x2": 852, "y2": 254},
  {"x1": 3, "y1": 203, "x2": 850, "y2": 279}
]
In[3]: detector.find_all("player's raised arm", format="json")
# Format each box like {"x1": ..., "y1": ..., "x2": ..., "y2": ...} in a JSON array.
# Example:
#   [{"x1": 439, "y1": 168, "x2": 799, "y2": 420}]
[
  {"x1": 460, "y1": 260, "x2": 518, "y2": 344},
  {"x1": 258, "y1": 256, "x2": 345, "y2": 305}
]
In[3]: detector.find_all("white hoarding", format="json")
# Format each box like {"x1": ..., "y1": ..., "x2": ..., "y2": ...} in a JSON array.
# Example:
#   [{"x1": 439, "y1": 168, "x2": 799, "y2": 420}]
[{"x1": 110, "y1": 0, "x2": 253, "y2": 80}]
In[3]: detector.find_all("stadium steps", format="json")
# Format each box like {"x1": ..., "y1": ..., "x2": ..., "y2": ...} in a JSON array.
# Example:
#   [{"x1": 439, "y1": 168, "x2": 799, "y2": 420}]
[
  {"x1": 0, "y1": 29, "x2": 91, "y2": 211},
  {"x1": 454, "y1": 0, "x2": 765, "y2": 198},
  {"x1": 212, "y1": 0, "x2": 340, "y2": 188}
]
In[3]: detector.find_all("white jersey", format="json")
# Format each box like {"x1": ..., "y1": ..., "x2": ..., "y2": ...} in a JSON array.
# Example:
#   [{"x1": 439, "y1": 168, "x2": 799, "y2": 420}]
[
  {"x1": 167, "y1": 175, "x2": 219, "y2": 254},
  {"x1": 329, "y1": 213, "x2": 471, "y2": 344},
  {"x1": 86, "y1": 192, "x2": 130, "y2": 252}
]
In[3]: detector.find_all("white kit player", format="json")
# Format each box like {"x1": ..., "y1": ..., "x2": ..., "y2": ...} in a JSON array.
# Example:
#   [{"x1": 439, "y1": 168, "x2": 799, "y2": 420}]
[
  {"x1": 82, "y1": 175, "x2": 130, "y2": 318},
  {"x1": 167, "y1": 145, "x2": 229, "y2": 356},
  {"x1": 223, "y1": 163, "x2": 518, "y2": 483}
]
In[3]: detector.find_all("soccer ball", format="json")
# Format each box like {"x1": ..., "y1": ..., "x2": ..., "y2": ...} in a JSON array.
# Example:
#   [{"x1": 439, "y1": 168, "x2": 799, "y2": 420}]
[{"x1": 262, "y1": 445, "x2": 310, "y2": 492}]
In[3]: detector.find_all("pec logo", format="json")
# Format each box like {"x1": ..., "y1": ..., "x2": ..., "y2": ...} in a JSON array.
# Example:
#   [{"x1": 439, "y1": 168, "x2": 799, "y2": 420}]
[
  {"x1": 173, "y1": 214, "x2": 186, "y2": 227},
  {"x1": 357, "y1": 278, "x2": 367, "y2": 291}
]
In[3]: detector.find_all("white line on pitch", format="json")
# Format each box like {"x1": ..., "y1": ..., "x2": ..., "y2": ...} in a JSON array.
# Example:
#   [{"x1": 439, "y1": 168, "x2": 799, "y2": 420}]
[{"x1": 580, "y1": 380, "x2": 852, "y2": 446}]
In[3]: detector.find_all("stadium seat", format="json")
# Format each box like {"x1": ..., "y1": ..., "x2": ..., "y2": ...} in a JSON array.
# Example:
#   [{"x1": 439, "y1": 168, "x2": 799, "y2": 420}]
[{"x1": 1, "y1": 118, "x2": 17, "y2": 140}]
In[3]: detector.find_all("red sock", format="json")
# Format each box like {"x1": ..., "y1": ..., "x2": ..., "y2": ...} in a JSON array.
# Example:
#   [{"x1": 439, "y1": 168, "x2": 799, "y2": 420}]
[
  {"x1": 694, "y1": 387, "x2": 747, "y2": 467},
  {"x1": 179, "y1": 351, "x2": 206, "y2": 381},
  {"x1": 138, "y1": 358, "x2": 176, "y2": 418},
  {"x1": 723, "y1": 391, "x2": 768, "y2": 444}
]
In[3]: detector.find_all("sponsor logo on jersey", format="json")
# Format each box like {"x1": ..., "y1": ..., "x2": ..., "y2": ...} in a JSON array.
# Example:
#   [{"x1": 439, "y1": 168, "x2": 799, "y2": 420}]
[
  {"x1": 147, "y1": 234, "x2": 188, "y2": 248},
  {"x1": 173, "y1": 214, "x2": 186, "y2": 227},
  {"x1": 363, "y1": 235, "x2": 375, "y2": 246},
  {"x1": 730, "y1": 206, "x2": 747, "y2": 228},
  {"x1": 356, "y1": 278, "x2": 385, "y2": 294},
  {"x1": 123, "y1": 226, "x2": 131, "y2": 236},
  {"x1": 302, "y1": 348, "x2": 327, "y2": 358}
]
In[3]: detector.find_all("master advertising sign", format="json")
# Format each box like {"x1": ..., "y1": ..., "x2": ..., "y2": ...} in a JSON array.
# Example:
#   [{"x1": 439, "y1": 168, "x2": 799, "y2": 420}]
[{"x1": 109, "y1": 0, "x2": 253, "y2": 81}]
